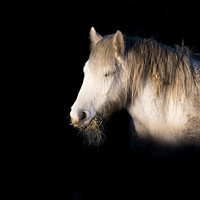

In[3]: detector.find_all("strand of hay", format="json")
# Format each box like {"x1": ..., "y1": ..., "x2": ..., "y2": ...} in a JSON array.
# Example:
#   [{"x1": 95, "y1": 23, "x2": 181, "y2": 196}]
[{"x1": 77, "y1": 115, "x2": 106, "y2": 146}]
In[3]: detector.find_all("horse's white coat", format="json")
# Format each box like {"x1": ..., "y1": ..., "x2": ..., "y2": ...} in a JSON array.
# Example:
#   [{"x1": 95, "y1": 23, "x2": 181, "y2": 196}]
[
  {"x1": 70, "y1": 61, "x2": 111, "y2": 128},
  {"x1": 127, "y1": 82, "x2": 190, "y2": 144},
  {"x1": 70, "y1": 27, "x2": 200, "y2": 146}
]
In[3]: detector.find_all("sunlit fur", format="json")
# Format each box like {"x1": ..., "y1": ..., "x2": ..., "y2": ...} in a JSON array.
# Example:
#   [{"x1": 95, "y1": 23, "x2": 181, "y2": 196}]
[
  {"x1": 70, "y1": 27, "x2": 200, "y2": 147},
  {"x1": 88, "y1": 35, "x2": 128, "y2": 117}
]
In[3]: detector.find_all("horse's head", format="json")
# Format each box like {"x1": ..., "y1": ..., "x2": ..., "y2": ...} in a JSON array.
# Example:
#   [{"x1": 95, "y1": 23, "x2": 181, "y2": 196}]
[{"x1": 70, "y1": 27, "x2": 127, "y2": 138}]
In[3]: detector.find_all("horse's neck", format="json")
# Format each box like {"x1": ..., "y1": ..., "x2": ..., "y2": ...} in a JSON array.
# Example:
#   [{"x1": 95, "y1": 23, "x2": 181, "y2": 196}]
[
  {"x1": 127, "y1": 82, "x2": 190, "y2": 143},
  {"x1": 127, "y1": 82, "x2": 166, "y2": 128}
]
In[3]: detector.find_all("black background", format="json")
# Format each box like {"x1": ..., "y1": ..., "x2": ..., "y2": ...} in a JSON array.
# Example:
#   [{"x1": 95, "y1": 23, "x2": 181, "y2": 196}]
[{"x1": 41, "y1": 1, "x2": 200, "y2": 199}]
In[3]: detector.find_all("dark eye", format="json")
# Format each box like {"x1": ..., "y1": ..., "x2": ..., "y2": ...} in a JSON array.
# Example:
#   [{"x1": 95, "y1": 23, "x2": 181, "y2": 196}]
[{"x1": 104, "y1": 71, "x2": 116, "y2": 77}]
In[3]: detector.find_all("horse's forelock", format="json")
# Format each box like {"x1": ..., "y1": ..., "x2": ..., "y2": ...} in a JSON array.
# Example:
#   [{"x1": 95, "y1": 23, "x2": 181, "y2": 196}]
[{"x1": 88, "y1": 35, "x2": 116, "y2": 74}]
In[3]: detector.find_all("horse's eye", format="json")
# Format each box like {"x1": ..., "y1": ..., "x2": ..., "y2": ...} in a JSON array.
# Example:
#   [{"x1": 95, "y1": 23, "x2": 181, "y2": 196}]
[
  {"x1": 105, "y1": 72, "x2": 112, "y2": 77},
  {"x1": 105, "y1": 71, "x2": 116, "y2": 77}
]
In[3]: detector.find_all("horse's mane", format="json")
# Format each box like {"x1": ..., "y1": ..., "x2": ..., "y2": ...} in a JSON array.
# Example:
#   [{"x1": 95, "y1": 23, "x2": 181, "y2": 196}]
[
  {"x1": 89, "y1": 35, "x2": 200, "y2": 105},
  {"x1": 125, "y1": 37, "x2": 200, "y2": 103}
]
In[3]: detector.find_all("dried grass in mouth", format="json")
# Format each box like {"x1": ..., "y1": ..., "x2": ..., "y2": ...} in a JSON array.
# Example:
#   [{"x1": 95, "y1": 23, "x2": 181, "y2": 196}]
[{"x1": 83, "y1": 115, "x2": 105, "y2": 146}]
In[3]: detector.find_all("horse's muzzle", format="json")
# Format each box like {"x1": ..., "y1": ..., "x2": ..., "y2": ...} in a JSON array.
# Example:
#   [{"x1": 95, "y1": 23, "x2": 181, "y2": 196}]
[{"x1": 70, "y1": 109, "x2": 90, "y2": 129}]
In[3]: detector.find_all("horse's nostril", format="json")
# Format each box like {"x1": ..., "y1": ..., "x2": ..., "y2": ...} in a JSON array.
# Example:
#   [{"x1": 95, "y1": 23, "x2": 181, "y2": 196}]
[{"x1": 79, "y1": 111, "x2": 87, "y2": 121}]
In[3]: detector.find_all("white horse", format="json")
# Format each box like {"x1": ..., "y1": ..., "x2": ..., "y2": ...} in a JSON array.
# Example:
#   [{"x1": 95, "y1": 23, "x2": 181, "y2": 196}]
[{"x1": 70, "y1": 27, "x2": 200, "y2": 148}]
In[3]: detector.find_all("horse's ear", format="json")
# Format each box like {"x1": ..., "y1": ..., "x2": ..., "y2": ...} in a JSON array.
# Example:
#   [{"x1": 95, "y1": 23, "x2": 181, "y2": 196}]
[
  {"x1": 113, "y1": 30, "x2": 124, "y2": 63},
  {"x1": 90, "y1": 27, "x2": 102, "y2": 49}
]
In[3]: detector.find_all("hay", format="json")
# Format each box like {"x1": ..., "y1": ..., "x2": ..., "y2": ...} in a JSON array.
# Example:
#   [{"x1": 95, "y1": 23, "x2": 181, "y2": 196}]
[{"x1": 82, "y1": 115, "x2": 105, "y2": 146}]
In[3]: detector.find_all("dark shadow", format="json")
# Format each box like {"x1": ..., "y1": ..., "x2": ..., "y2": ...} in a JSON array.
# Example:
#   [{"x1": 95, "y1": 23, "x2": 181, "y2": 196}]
[{"x1": 66, "y1": 109, "x2": 200, "y2": 200}]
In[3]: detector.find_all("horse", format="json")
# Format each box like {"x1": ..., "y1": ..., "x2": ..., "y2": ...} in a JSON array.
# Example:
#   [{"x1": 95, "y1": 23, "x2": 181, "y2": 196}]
[{"x1": 70, "y1": 27, "x2": 200, "y2": 148}]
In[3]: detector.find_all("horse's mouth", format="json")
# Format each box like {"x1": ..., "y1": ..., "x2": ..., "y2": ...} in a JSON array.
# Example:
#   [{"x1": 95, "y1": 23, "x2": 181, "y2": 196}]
[
  {"x1": 84, "y1": 115, "x2": 104, "y2": 131},
  {"x1": 71, "y1": 114, "x2": 103, "y2": 130}
]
